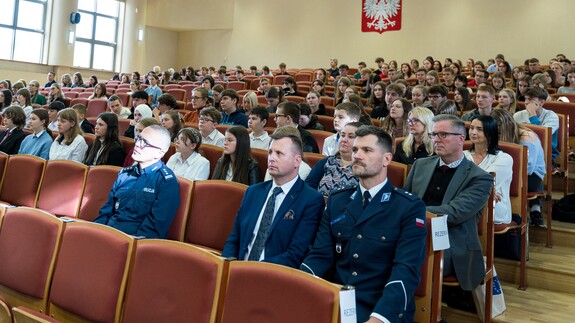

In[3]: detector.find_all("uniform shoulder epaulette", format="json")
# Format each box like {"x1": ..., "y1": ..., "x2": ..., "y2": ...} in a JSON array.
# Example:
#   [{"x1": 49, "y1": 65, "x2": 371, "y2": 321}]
[
  {"x1": 120, "y1": 165, "x2": 135, "y2": 174},
  {"x1": 331, "y1": 185, "x2": 358, "y2": 197},
  {"x1": 392, "y1": 187, "x2": 419, "y2": 201},
  {"x1": 160, "y1": 165, "x2": 176, "y2": 180}
]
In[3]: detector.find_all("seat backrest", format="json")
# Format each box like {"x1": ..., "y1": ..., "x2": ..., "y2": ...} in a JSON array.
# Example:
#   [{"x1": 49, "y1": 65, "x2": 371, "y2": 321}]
[
  {"x1": 498, "y1": 143, "x2": 527, "y2": 217},
  {"x1": 0, "y1": 155, "x2": 46, "y2": 207},
  {"x1": 48, "y1": 221, "x2": 134, "y2": 323},
  {"x1": 227, "y1": 81, "x2": 246, "y2": 91},
  {"x1": 185, "y1": 180, "x2": 247, "y2": 251},
  {"x1": 524, "y1": 124, "x2": 552, "y2": 188},
  {"x1": 120, "y1": 136, "x2": 135, "y2": 161},
  {"x1": 250, "y1": 148, "x2": 268, "y2": 181},
  {"x1": 86, "y1": 99, "x2": 109, "y2": 118},
  {"x1": 0, "y1": 207, "x2": 64, "y2": 314},
  {"x1": 115, "y1": 92, "x2": 131, "y2": 107},
  {"x1": 308, "y1": 129, "x2": 333, "y2": 153},
  {"x1": 121, "y1": 240, "x2": 225, "y2": 323},
  {"x1": 303, "y1": 152, "x2": 325, "y2": 169},
  {"x1": 199, "y1": 144, "x2": 224, "y2": 178},
  {"x1": 167, "y1": 89, "x2": 187, "y2": 102},
  {"x1": 414, "y1": 212, "x2": 443, "y2": 323},
  {"x1": 284, "y1": 96, "x2": 305, "y2": 104},
  {"x1": 37, "y1": 160, "x2": 88, "y2": 218},
  {"x1": 220, "y1": 261, "x2": 339, "y2": 323},
  {"x1": 118, "y1": 118, "x2": 131, "y2": 136},
  {"x1": 0, "y1": 152, "x2": 9, "y2": 190},
  {"x1": 69, "y1": 98, "x2": 89, "y2": 107},
  {"x1": 316, "y1": 115, "x2": 335, "y2": 132},
  {"x1": 161, "y1": 143, "x2": 177, "y2": 163},
  {"x1": 167, "y1": 177, "x2": 194, "y2": 241},
  {"x1": 388, "y1": 161, "x2": 407, "y2": 188},
  {"x1": 79, "y1": 165, "x2": 121, "y2": 221}
]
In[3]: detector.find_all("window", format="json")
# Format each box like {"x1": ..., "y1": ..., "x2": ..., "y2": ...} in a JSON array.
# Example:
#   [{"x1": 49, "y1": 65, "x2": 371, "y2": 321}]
[
  {"x1": 73, "y1": 0, "x2": 123, "y2": 71},
  {"x1": 0, "y1": 0, "x2": 47, "y2": 64}
]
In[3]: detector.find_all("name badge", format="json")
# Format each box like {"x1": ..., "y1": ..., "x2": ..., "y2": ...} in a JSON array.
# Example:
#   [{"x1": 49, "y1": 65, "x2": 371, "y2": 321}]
[{"x1": 431, "y1": 215, "x2": 450, "y2": 251}]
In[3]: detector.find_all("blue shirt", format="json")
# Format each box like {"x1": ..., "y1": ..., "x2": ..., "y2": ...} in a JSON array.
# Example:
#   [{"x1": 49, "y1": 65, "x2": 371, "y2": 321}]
[
  {"x1": 18, "y1": 131, "x2": 53, "y2": 160},
  {"x1": 94, "y1": 160, "x2": 180, "y2": 239},
  {"x1": 221, "y1": 109, "x2": 248, "y2": 127},
  {"x1": 145, "y1": 85, "x2": 163, "y2": 108}
]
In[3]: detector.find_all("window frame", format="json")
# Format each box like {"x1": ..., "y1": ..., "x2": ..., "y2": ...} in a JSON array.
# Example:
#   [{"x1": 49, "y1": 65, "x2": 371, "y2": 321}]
[
  {"x1": 0, "y1": 0, "x2": 48, "y2": 63},
  {"x1": 74, "y1": 0, "x2": 122, "y2": 71}
]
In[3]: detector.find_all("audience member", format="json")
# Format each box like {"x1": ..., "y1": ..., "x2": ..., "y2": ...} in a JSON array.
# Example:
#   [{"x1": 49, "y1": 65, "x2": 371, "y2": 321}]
[
  {"x1": 47, "y1": 101, "x2": 65, "y2": 131},
  {"x1": 71, "y1": 72, "x2": 87, "y2": 88},
  {"x1": 306, "y1": 91, "x2": 328, "y2": 115},
  {"x1": 145, "y1": 73, "x2": 162, "y2": 108},
  {"x1": 83, "y1": 112, "x2": 124, "y2": 166},
  {"x1": 301, "y1": 125, "x2": 427, "y2": 322},
  {"x1": 220, "y1": 89, "x2": 248, "y2": 127},
  {"x1": 222, "y1": 128, "x2": 323, "y2": 267},
  {"x1": 123, "y1": 117, "x2": 159, "y2": 167},
  {"x1": 393, "y1": 107, "x2": 435, "y2": 165},
  {"x1": 71, "y1": 104, "x2": 94, "y2": 134},
  {"x1": 49, "y1": 108, "x2": 89, "y2": 162},
  {"x1": 212, "y1": 126, "x2": 260, "y2": 185},
  {"x1": 464, "y1": 115, "x2": 513, "y2": 224},
  {"x1": 242, "y1": 91, "x2": 258, "y2": 115},
  {"x1": 248, "y1": 107, "x2": 271, "y2": 150},
  {"x1": 108, "y1": 95, "x2": 131, "y2": 119},
  {"x1": 95, "y1": 125, "x2": 180, "y2": 239},
  {"x1": 88, "y1": 82, "x2": 108, "y2": 100},
  {"x1": 496, "y1": 89, "x2": 517, "y2": 113},
  {"x1": 454, "y1": 87, "x2": 473, "y2": 114},
  {"x1": 404, "y1": 114, "x2": 492, "y2": 296},
  {"x1": 462, "y1": 84, "x2": 495, "y2": 121},
  {"x1": 264, "y1": 86, "x2": 283, "y2": 113},
  {"x1": 166, "y1": 127, "x2": 210, "y2": 181},
  {"x1": 275, "y1": 101, "x2": 319, "y2": 153},
  {"x1": 15, "y1": 88, "x2": 33, "y2": 123},
  {"x1": 199, "y1": 107, "x2": 225, "y2": 148},
  {"x1": 380, "y1": 98, "x2": 412, "y2": 138},
  {"x1": 427, "y1": 85, "x2": 448, "y2": 113},
  {"x1": 323, "y1": 102, "x2": 361, "y2": 156},
  {"x1": 435, "y1": 99, "x2": 458, "y2": 116},
  {"x1": 125, "y1": 103, "x2": 152, "y2": 138},
  {"x1": 298, "y1": 103, "x2": 323, "y2": 131},
  {"x1": 305, "y1": 122, "x2": 362, "y2": 197},
  {"x1": 45, "y1": 71, "x2": 57, "y2": 88},
  {"x1": 19, "y1": 109, "x2": 53, "y2": 159},
  {"x1": 28, "y1": 80, "x2": 46, "y2": 105},
  {"x1": 0, "y1": 106, "x2": 27, "y2": 154},
  {"x1": 161, "y1": 110, "x2": 183, "y2": 142},
  {"x1": 47, "y1": 83, "x2": 65, "y2": 105}
]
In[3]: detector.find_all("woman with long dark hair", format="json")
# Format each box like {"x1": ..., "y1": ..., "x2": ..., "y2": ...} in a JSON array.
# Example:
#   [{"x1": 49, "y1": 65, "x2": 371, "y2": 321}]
[
  {"x1": 212, "y1": 126, "x2": 260, "y2": 185},
  {"x1": 464, "y1": 115, "x2": 513, "y2": 224},
  {"x1": 83, "y1": 112, "x2": 124, "y2": 166}
]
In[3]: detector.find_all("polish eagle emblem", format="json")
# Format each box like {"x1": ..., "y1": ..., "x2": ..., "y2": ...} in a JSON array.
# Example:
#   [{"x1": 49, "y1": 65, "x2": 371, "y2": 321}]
[{"x1": 363, "y1": 0, "x2": 401, "y2": 31}]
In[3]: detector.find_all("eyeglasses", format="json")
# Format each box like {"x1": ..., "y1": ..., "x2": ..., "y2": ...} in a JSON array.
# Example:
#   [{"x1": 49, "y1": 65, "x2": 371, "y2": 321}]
[
  {"x1": 275, "y1": 114, "x2": 287, "y2": 119},
  {"x1": 428, "y1": 132, "x2": 463, "y2": 139},
  {"x1": 135, "y1": 136, "x2": 163, "y2": 150},
  {"x1": 191, "y1": 96, "x2": 204, "y2": 101},
  {"x1": 199, "y1": 117, "x2": 214, "y2": 123},
  {"x1": 428, "y1": 95, "x2": 443, "y2": 99},
  {"x1": 407, "y1": 118, "x2": 421, "y2": 125}
]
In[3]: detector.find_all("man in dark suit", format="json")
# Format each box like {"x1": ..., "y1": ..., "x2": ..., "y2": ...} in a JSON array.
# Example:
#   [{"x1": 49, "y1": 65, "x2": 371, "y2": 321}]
[
  {"x1": 404, "y1": 114, "x2": 492, "y2": 292},
  {"x1": 300, "y1": 126, "x2": 427, "y2": 323},
  {"x1": 274, "y1": 101, "x2": 319, "y2": 153},
  {"x1": 222, "y1": 129, "x2": 324, "y2": 268}
]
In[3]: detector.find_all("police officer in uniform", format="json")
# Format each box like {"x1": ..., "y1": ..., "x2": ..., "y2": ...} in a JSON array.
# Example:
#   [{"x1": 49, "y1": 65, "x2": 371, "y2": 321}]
[
  {"x1": 300, "y1": 126, "x2": 427, "y2": 323},
  {"x1": 95, "y1": 125, "x2": 180, "y2": 239}
]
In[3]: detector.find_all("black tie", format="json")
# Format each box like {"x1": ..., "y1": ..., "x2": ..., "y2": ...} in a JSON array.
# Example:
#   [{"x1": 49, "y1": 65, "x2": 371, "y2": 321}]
[
  {"x1": 439, "y1": 165, "x2": 450, "y2": 172},
  {"x1": 363, "y1": 191, "x2": 371, "y2": 209},
  {"x1": 248, "y1": 187, "x2": 283, "y2": 261}
]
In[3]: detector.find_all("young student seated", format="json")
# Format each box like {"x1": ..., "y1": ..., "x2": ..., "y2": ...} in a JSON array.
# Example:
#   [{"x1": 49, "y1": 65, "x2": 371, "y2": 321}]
[
  {"x1": 557, "y1": 67, "x2": 575, "y2": 94},
  {"x1": 47, "y1": 101, "x2": 65, "y2": 132},
  {"x1": 198, "y1": 107, "x2": 225, "y2": 148},
  {"x1": 322, "y1": 102, "x2": 361, "y2": 156},
  {"x1": 108, "y1": 95, "x2": 131, "y2": 119},
  {"x1": 166, "y1": 128, "x2": 210, "y2": 181},
  {"x1": 49, "y1": 108, "x2": 88, "y2": 162},
  {"x1": 219, "y1": 89, "x2": 248, "y2": 127},
  {"x1": 83, "y1": 112, "x2": 125, "y2": 166},
  {"x1": 71, "y1": 104, "x2": 94, "y2": 134},
  {"x1": 19, "y1": 109, "x2": 54, "y2": 159},
  {"x1": 0, "y1": 106, "x2": 27, "y2": 155},
  {"x1": 248, "y1": 107, "x2": 271, "y2": 150}
]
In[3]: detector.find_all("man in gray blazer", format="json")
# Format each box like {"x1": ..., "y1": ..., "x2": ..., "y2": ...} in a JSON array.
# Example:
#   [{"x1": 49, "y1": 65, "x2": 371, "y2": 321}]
[{"x1": 404, "y1": 114, "x2": 492, "y2": 291}]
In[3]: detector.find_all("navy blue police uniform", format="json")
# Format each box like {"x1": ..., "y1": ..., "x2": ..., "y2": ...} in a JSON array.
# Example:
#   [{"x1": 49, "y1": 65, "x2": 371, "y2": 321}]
[
  {"x1": 94, "y1": 160, "x2": 180, "y2": 239},
  {"x1": 300, "y1": 180, "x2": 427, "y2": 322}
]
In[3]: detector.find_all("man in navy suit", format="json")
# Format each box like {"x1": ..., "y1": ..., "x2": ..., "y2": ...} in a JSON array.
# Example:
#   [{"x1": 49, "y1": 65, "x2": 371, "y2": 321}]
[
  {"x1": 300, "y1": 126, "x2": 427, "y2": 323},
  {"x1": 222, "y1": 128, "x2": 324, "y2": 268}
]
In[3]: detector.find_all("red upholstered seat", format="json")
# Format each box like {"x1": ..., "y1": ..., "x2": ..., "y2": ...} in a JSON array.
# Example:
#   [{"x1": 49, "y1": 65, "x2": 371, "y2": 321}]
[
  {"x1": 220, "y1": 261, "x2": 340, "y2": 323},
  {"x1": 86, "y1": 99, "x2": 108, "y2": 118},
  {"x1": 79, "y1": 165, "x2": 121, "y2": 222},
  {"x1": 303, "y1": 152, "x2": 326, "y2": 169},
  {"x1": 308, "y1": 129, "x2": 332, "y2": 153},
  {"x1": 388, "y1": 161, "x2": 407, "y2": 188},
  {"x1": 0, "y1": 154, "x2": 46, "y2": 207},
  {"x1": 250, "y1": 148, "x2": 268, "y2": 180},
  {"x1": 185, "y1": 180, "x2": 247, "y2": 252},
  {"x1": 115, "y1": 92, "x2": 131, "y2": 107},
  {"x1": 121, "y1": 240, "x2": 225, "y2": 323},
  {"x1": 69, "y1": 97, "x2": 89, "y2": 107},
  {"x1": 36, "y1": 160, "x2": 88, "y2": 218},
  {"x1": 199, "y1": 144, "x2": 224, "y2": 178},
  {"x1": 168, "y1": 88, "x2": 187, "y2": 102},
  {"x1": 316, "y1": 115, "x2": 335, "y2": 132},
  {"x1": 46, "y1": 221, "x2": 134, "y2": 322},
  {"x1": 0, "y1": 207, "x2": 64, "y2": 319},
  {"x1": 167, "y1": 177, "x2": 194, "y2": 241},
  {"x1": 227, "y1": 81, "x2": 246, "y2": 91}
]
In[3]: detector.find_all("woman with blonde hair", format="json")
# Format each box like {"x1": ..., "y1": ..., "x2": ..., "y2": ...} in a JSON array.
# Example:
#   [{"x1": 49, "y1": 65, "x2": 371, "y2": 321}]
[
  {"x1": 496, "y1": 89, "x2": 517, "y2": 113},
  {"x1": 61, "y1": 74, "x2": 72, "y2": 88},
  {"x1": 47, "y1": 83, "x2": 65, "y2": 105},
  {"x1": 425, "y1": 70, "x2": 441, "y2": 86},
  {"x1": 49, "y1": 108, "x2": 88, "y2": 162},
  {"x1": 393, "y1": 107, "x2": 434, "y2": 165},
  {"x1": 380, "y1": 98, "x2": 412, "y2": 139},
  {"x1": 242, "y1": 91, "x2": 258, "y2": 115}
]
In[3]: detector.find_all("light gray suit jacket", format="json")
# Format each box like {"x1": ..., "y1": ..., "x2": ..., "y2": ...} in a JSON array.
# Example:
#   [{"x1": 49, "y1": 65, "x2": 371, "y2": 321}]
[{"x1": 403, "y1": 156, "x2": 492, "y2": 290}]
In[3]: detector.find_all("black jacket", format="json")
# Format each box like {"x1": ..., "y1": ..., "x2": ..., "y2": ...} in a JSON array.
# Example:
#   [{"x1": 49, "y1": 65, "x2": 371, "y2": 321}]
[{"x1": 0, "y1": 128, "x2": 27, "y2": 155}]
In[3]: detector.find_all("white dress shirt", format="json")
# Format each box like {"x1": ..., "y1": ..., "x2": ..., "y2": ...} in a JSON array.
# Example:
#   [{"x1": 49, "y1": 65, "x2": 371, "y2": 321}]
[{"x1": 166, "y1": 151, "x2": 210, "y2": 181}]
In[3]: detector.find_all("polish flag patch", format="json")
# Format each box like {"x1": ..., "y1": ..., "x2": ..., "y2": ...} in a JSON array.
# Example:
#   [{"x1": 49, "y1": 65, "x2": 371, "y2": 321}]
[{"x1": 415, "y1": 218, "x2": 425, "y2": 227}]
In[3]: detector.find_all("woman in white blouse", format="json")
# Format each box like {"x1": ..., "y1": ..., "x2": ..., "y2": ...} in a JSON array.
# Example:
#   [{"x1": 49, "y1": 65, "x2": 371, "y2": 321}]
[
  {"x1": 166, "y1": 127, "x2": 210, "y2": 181},
  {"x1": 49, "y1": 108, "x2": 88, "y2": 163},
  {"x1": 464, "y1": 115, "x2": 513, "y2": 224}
]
